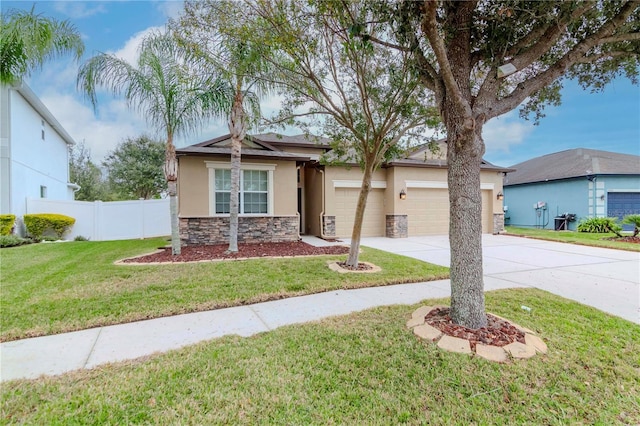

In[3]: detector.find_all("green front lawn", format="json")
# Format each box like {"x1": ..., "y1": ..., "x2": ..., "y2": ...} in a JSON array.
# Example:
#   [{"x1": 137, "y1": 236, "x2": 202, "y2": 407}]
[
  {"x1": 0, "y1": 238, "x2": 448, "y2": 341},
  {"x1": 505, "y1": 226, "x2": 640, "y2": 251},
  {"x1": 2, "y1": 289, "x2": 638, "y2": 424}
]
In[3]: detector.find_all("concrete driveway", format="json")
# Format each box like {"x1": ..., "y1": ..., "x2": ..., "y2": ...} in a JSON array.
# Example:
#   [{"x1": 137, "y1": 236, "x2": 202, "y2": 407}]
[{"x1": 353, "y1": 234, "x2": 640, "y2": 324}]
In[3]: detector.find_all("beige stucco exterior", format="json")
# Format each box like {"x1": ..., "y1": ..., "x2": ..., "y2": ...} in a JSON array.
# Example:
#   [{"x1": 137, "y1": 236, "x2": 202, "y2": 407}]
[
  {"x1": 178, "y1": 155, "x2": 298, "y2": 218},
  {"x1": 177, "y1": 144, "x2": 507, "y2": 242}
]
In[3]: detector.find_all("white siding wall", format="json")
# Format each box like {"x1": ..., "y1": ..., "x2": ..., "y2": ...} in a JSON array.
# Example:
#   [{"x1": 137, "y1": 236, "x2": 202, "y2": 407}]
[{"x1": 9, "y1": 89, "x2": 72, "y2": 221}]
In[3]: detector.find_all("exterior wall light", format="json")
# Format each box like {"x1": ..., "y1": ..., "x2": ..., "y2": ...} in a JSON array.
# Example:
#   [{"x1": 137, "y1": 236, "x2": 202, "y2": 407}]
[
  {"x1": 497, "y1": 191, "x2": 504, "y2": 200},
  {"x1": 399, "y1": 189, "x2": 406, "y2": 200}
]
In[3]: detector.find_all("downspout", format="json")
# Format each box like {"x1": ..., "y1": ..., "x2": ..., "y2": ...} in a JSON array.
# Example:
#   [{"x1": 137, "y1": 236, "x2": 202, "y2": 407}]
[{"x1": 319, "y1": 168, "x2": 327, "y2": 239}]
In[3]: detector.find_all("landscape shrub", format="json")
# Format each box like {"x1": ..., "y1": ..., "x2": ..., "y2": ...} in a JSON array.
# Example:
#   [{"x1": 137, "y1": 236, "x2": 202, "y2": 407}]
[
  {"x1": 622, "y1": 214, "x2": 640, "y2": 237},
  {"x1": 576, "y1": 217, "x2": 622, "y2": 235},
  {"x1": 0, "y1": 214, "x2": 16, "y2": 235},
  {"x1": 0, "y1": 235, "x2": 32, "y2": 248},
  {"x1": 23, "y1": 213, "x2": 76, "y2": 240},
  {"x1": 74, "y1": 235, "x2": 90, "y2": 241}
]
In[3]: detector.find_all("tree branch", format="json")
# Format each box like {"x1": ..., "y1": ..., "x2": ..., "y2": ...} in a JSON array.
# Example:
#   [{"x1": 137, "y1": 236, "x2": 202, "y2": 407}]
[
  {"x1": 421, "y1": 0, "x2": 472, "y2": 117},
  {"x1": 491, "y1": 1, "x2": 639, "y2": 120},
  {"x1": 509, "y1": 3, "x2": 595, "y2": 74}
]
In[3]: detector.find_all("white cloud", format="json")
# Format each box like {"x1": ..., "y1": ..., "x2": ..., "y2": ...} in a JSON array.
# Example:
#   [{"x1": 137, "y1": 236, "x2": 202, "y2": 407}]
[
  {"x1": 482, "y1": 111, "x2": 534, "y2": 153},
  {"x1": 40, "y1": 93, "x2": 152, "y2": 162},
  {"x1": 53, "y1": 2, "x2": 107, "y2": 19},
  {"x1": 154, "y1": 0, "x2": 185, "y2": 20},
  {"x1": 109, "y1": 26, "x2": 164, "y2": 64}
]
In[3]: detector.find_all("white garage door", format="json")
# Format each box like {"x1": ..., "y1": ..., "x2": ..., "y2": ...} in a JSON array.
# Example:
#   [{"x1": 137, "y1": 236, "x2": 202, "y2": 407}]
[
  {"x1": 334, "y1": 188, "x2": 386, "y2": 238},
  {"x1": 407, "y1": 189, "x2": 492, "y2": 235}
]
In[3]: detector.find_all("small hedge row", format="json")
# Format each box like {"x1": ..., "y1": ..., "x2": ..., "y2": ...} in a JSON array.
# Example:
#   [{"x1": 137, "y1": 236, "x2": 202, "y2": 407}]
[
  {"x1": 0, "y1": 214, "x2": 16, "y2": 235},
  {"x1": 23, "y1": 213, "x2": 75, "y2": 240}
]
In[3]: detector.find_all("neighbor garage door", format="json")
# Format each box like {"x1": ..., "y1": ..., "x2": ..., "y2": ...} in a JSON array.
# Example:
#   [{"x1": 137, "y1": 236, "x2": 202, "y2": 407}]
[
  {"x1": 407, "y1": 189, "x2": 492, "y2": 235},
  {"x1": 334, "y1": 188, "x2": 386, "y2": 238},
  {"x1": 608, "y1": 192, "x2": 640, "y2": 229}
]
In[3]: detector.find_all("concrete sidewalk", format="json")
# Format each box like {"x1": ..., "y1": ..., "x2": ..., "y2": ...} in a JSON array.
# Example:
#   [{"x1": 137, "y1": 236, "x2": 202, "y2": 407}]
[{"x1": 1, "y1": 234, "x2": 638, "y2": 382}]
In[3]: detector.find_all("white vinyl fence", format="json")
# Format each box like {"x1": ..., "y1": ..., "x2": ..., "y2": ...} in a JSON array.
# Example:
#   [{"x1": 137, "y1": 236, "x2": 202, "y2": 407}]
[{"x1": 26, "y1": 198, "x2": 170, "y2": 241}]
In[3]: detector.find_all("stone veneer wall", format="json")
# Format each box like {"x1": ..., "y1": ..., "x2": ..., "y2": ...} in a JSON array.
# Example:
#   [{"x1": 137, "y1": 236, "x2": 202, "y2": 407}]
[
  {"x1": 493, "y1": 213, "x2": 505, "y2": 234},
  {"x1": 322, "y1": 215, "x2": 336, "y2": 237},
  {"x1": 180, "y1": 216, "x2": 299, "y2": 245},
  {"x1": 386, "y1": 215, "x2": 408, "y2": 238}
]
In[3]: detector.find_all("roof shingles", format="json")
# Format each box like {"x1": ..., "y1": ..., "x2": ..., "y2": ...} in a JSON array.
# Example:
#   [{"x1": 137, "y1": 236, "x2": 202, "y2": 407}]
[{"x1": 505, "y1": 148, "x2": 640, "y2": 186}]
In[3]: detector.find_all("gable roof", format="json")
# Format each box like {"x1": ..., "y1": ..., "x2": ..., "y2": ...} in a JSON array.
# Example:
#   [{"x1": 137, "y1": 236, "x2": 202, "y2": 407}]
[
  {"x1": 176, "y1": 134, "x2": 313, "y2": 162},
  {"x1": 178, "y1": 132, "x2": 514, "y2": 172},
  {"x1": 504, "y1": 148, "x2": 640, "y2": 186},
  {"x1": 4, "y1": 82, "x2": 76, "y2": 146}
]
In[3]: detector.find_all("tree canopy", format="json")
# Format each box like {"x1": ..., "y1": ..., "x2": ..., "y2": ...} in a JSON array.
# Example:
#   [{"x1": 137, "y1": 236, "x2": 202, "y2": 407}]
[
  {"x1": 1, "y1": 7, "x2": 84, "y2": 84},
  {"x1": 208, "y1": 0, "x2": 439, "y2": 265},
  {"x1": 364, "y1": 0, "x2": 639, "y2": 328},
  {"x1": 103, "y1": 135, "x2": 166, "y2": 200},
  {"x1": 77, "y1": 30, "x2": 232, "y2": 255},
  {"x1": 69, "y1": 142, "x2": 110, "y2": 202}
]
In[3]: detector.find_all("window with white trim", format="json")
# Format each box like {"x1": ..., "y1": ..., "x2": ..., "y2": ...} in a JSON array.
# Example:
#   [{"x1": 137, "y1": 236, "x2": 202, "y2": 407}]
[{"x1": 207, "y1": 162, "x2": 275, "y2": 216}]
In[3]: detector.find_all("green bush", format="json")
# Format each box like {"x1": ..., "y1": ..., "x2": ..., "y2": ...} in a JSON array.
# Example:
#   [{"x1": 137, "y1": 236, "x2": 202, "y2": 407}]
[
  {"x1": 74, "y1": 235, "x2": 90, "y2": 241},
  {"x1": 577, "y1": 217, "x2": 622, "y2": 235},
  {"x1": 0, "y1": 214, "x2": 16, "y2": 235},
  {"x1": 0, "y1": 235, "x2": 33, "y2": 248},
  {"x1": 622, "y1": 214, "x2": 640, "y2": 237},
  {"x1": 23, "y1": 213, "x2": 76, "y2": 240}
]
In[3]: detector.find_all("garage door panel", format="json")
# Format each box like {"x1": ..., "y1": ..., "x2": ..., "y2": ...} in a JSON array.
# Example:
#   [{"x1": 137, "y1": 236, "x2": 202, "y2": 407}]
[
  {"x1": 408, "y1": 189, "x2": 491, "y2": 235},
  {"x1": 335, "y1": 188, "x2": 385, "y2": 238},
  {"x1": 608, "y1": 192, "x2": 640, "y2": 231}
]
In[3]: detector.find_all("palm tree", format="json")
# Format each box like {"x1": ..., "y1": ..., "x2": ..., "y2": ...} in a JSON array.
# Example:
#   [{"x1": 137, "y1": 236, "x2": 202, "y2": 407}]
[
  {"x1": 178, "y1": 1, "x2": 277, "y2": 253},
  {"x1": 1, "y1": 6, "x2": 84, "y2": 84},
  {"x1": 77, "y1": 31, "x2": 232, "y2": 255}
]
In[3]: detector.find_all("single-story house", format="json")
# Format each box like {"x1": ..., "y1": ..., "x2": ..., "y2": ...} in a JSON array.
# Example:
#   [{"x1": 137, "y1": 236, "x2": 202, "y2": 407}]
[
  {"x1": 177, "y1": 133, "x2": 510, "y2": 245},
  {"x1": 503, "y1": 148, "x2": 640, "y2": 231}
]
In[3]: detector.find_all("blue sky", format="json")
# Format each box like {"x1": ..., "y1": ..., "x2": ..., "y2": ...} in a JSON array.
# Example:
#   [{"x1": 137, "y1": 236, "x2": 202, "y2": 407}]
[{"x1": 4, "y1": 1, "x2": 639, "y2": 167}]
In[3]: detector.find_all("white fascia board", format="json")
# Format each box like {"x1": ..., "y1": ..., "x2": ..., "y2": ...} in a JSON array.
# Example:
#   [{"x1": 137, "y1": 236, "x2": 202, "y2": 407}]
[
  {"x1": 205, "y1": 161, "x2": 276, "y2": 171},
  {"x1": 405, "y1": 180, "x2": 495, "y2": 190}
]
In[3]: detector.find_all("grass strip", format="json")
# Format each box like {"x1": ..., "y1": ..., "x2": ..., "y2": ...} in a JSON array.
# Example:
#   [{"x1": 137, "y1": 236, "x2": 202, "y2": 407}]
[
  {"x1": 2, "y1": 289, "x2": 638, "y2": 424},
  {"x1": 0, "y1": 238, "x2": 448, "y2": 341},
  {"x1": 505, "y1": 226, "x2": 639, "y2": 251}
]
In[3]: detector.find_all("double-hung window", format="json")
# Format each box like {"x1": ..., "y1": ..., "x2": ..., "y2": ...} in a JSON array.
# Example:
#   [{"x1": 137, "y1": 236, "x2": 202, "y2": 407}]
[{"x1": 207, "y1": 162, "x2": 275, "y2": 216}]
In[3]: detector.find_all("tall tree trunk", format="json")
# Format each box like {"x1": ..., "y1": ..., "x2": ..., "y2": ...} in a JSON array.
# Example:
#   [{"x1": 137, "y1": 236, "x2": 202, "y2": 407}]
[
  {"x1": 164, "y1": 138, "x2": 181, "y2": 255},
  {"x1": 345, "y1": 160, "x2": 375, "y2": 268},
  {"x1": 446, "y1": 112, "x2": 487, "y2": 329},
  {"x1": 227, "y1": 90, "x2": 246, "y2": 253}
]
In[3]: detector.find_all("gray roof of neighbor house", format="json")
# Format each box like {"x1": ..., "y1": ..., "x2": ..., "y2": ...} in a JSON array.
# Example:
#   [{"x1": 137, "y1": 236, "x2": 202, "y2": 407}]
[{"x1": 504, "y1": 148, "x2": 640, "y2": 186}]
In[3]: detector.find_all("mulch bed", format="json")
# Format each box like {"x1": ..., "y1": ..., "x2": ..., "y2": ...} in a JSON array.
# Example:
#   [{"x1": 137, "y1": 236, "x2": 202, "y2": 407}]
[
  {"x1": 604, "y1": 236, "x2": 640, "y2": 243},
  {"x1": 122, "y1": 241, "x2": 350, "y2": 263},
  {"x1": 336, "y1": 261, "x2": 373, "y2": 271},
  {"x1": 424, "y1": 307, "x2": 526, "y2": 351}
]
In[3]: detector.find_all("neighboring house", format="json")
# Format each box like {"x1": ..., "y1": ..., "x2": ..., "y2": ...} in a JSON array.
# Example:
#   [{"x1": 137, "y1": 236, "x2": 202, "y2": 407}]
[
  {"x1": 0, "y1": 82, "x2": 78, "y2": 234},
  {"x1": 177, "y1": 133, "x2": 509, "y2": 245},
  {"x1": 503, "y1": 148, "x2": 640, "y2": 231}
]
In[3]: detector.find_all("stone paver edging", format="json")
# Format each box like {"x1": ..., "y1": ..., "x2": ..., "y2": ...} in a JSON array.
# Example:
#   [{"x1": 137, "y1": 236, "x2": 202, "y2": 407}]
[{"x1": 407, "y1": 305, "x2": 547, "y2": 362}]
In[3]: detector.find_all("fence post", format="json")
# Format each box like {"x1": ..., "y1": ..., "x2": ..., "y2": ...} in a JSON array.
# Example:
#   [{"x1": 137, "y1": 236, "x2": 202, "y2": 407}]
[
  {"x1": 139, "y1": 198, "x2": 145, "y2": 239},
  {"x1": 94, "y1": 200, "x2": 102, "y2": 241}
]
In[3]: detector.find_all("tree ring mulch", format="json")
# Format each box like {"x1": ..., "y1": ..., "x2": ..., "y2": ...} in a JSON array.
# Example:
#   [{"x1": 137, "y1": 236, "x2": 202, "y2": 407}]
[
  {"x1": 407, "y1": 305, "x2": 548, "y2": 363},
  {"x1": 328, "y1": 261, "x2": 381, "y2": 273},
  {"x1": 117, "y1": 241, "x2": 350, "y2": 264}
]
